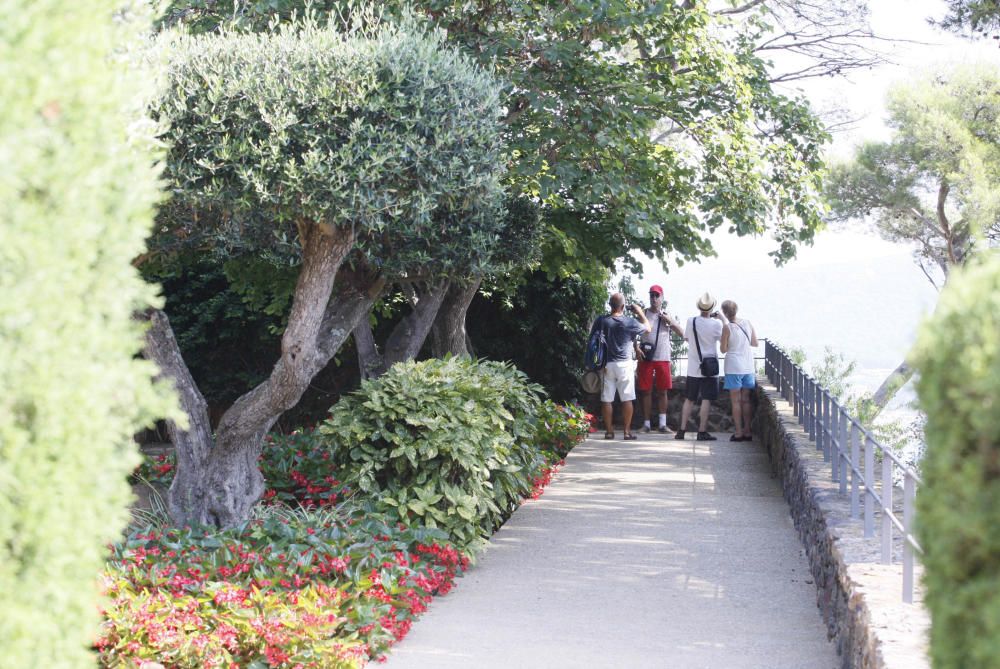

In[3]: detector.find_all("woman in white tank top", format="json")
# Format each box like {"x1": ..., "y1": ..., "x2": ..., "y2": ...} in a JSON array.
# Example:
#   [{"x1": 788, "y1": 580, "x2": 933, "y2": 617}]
[{"x1": 720, "y1": 300, "x2": 758, "y2": 441}]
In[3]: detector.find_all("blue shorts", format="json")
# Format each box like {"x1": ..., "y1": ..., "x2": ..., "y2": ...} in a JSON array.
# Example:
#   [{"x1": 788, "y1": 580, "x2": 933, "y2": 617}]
[{"x1": 723, "y1": 373, "x2": 756, "y2": 390}]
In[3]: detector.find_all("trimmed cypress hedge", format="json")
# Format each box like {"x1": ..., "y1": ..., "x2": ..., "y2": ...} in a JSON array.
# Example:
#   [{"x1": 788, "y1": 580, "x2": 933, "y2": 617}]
[
  {"x1": 912, "y1": 254, "x2": 1000, "y2": 669},
  {"x1": 0, "y1": 2, "x2": 176, "y2": 665}
]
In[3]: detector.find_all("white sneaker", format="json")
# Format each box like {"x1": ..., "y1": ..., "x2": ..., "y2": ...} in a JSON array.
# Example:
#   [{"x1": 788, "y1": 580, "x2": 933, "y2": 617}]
[{"x1": 639, "y1": 424, "x2": 651, "y2": 433}]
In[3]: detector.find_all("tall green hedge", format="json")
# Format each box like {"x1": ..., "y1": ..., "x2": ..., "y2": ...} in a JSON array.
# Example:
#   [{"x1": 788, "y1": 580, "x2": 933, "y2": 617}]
[
  {"x1": 912, "y1": 254, "x2": 1000, "y2": 668},
  {"x1": 0, "y1": 2, "x2": 176, "y2": 665}
]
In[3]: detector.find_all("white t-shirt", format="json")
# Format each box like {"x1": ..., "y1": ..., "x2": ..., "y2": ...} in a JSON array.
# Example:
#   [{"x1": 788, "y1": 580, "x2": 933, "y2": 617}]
[
  {"x1": 684, "y1": 316, "x2": 723, "y2": 378},
  {"x1": 724, "y1": 319, "x2": 755, "y2": 375},
  {"x1": 640, "y1": 308, "x2": 672, "y2": 361}
]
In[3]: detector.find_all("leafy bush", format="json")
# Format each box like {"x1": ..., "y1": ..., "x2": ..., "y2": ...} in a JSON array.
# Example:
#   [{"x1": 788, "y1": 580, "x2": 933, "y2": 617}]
[
  {"x1": 99, "y1": 510, "x2": 467, "y2": 667},
  {"x1": 0, "y1": 2, "x2": 177, "y2": 665},
  {"x1": 320, "y1": 358, "x2": 547, "y2": 549},
  {"x1": 911, "y1": 255, "x2": 1000, "y2": 669},
  {"x1": 534, "y1": 401, "x2": 593, "y2": 461}
]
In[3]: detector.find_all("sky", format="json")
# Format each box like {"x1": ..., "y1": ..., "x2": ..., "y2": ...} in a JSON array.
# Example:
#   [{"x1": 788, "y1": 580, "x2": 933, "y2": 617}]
[{"x1": 629, "y1": 0, "x2": 999, "y2": 389}]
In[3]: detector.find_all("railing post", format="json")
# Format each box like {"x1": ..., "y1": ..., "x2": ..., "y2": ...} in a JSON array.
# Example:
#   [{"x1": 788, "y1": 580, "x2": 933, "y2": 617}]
[
  {"x1": 850, "y1": 423, "x2": 860, "y2": 519},
  {"x1": 839, "y1": 410, "x2": 848, "y2": 494},
  {"x1": 831, "y1": 398, "x2": 840, "y2": 483},
  {"x1": 794, "y1": 367, "x2": 801, "y2": 419},
  {"x1": 882, "y1": 453, "x2": 893, "y2": 564},
  {"x1": 864, "y1": 434, "x2": 875, "y2": 538},
  {"x1": 809, "y1": 379, "x2": 818, "y2": 443},
  {"x1": 821, "y1": 391, "x2": 830, "y2": 461},
  {"x1": 903, "y1": 475, "x2": 916, "y2": 603}
]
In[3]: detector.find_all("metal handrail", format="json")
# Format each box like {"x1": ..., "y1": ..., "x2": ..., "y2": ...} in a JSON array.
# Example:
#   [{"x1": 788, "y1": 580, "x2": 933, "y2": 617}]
[{"x1": 763, "y1": 340, "x2": 922, "y2": 603}]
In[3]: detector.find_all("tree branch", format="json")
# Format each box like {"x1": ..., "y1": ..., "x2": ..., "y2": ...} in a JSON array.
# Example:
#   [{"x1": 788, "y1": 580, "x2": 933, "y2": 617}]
[{"x1": 714, "y1": 0, "x2": 767, "y2": 16}]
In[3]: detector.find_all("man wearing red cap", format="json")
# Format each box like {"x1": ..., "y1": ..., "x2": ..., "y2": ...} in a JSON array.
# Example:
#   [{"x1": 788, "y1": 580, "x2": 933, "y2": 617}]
[{"x1": 637, "y1": 285, "x2": 684, "y2": 433}]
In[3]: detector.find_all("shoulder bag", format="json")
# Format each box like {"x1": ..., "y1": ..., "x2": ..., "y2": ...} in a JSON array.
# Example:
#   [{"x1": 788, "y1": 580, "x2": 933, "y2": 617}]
[{"x1": 692, "y1": 317, "x2": 719, "y2": 377}]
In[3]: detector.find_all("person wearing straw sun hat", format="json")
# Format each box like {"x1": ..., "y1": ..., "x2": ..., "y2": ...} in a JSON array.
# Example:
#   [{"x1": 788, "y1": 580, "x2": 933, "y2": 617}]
[{"x1": 676, "y1": 291, "x2": 727, "y2": 441}]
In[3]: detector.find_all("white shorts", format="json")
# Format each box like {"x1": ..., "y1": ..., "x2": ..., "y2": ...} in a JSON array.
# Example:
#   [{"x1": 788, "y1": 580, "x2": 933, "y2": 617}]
[{"x1": 601, "y1": 360, "x2": 637, "y2": 403}]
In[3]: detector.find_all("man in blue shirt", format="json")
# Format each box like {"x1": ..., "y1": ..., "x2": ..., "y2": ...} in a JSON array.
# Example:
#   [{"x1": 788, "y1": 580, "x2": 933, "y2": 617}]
[{"x1": 597, "y1": 292, "x2": 651, "y2": 440}]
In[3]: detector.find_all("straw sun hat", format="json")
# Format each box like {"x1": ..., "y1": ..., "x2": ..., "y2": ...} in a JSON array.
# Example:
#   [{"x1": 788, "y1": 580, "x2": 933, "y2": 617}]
[{"x1": 696, "y1": 292, "x2": 717, "y2": 312}]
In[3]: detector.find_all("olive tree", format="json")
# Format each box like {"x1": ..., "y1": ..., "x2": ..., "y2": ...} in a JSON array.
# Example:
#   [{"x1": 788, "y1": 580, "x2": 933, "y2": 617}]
[{"x1": 143, "y1": 17, "x2": 505, "y2": 528}]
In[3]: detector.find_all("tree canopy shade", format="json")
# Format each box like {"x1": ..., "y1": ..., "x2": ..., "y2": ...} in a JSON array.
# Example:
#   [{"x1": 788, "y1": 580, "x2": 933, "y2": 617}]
[
  {"x1": 158, "y1": 0, "x2": 831, "y2": 275},
  {"x1": 144, "y1": 16, "x2": 507, "y2": 527},
  {"x1": 0, "y1": 0, "x2": 177, "y2": 664}
]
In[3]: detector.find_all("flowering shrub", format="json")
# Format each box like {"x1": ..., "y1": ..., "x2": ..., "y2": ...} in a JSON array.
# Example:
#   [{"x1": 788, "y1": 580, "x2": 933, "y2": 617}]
[
  {"x1": 99, "y1": 513, "x2": 468, "y2": 667},
  {"x1": 527, "y1": 460, "x2": 565, "y2": 500},
  {"x1": 534, "y1": 401, "x2": 592, "y2": 461}
]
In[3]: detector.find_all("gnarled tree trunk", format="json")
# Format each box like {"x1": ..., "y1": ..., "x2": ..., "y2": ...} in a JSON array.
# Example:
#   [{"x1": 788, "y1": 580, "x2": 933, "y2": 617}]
[
  {"x1": 375, "y1": 279, "x2": 451, "y2": 375},
  {"x1": 143, "y1": 224, "x2": 386, "y2": 527},
  {"x1": 430, "y1": 278, "x2": 482, "y2": 357},
  {"x1": 353, "y1": 318, "x2": 382, "y2": 381}
]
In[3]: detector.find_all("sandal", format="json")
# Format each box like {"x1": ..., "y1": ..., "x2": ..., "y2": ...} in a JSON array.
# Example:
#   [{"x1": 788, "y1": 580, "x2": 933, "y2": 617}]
[
  {"x1": 623, "y1": 432, "x2": 638, "y2": 441},
  {"x1": 729, "y1": 434, "x2": 744, "y2": 442},
  {"x1": 604, "y1": 432, "x2": 615, "y2": 439}
]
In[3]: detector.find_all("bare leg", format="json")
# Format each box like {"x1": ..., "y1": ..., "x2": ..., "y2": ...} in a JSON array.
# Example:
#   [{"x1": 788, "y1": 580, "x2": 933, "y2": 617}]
[
  {"x1": 602, "y1": 401, "x2": 614, "y2": 435},
  {"x1": 741, "y1": 389, "x2": 753, "y2": 436},
  {"x1": 657, "y1": 390, "x2": 668, "y2": 421},
  {"x1": 641, "y1": 391, "x2": 652, "y2": 424},
  {"x1": 698, "y1": 399, "x2": 711, "y2": 432},
  {"x1": 730, "y1": 389, "x2": 744, "y2": 437},
  {"x1": 622, "y1": 400, "x2": 635, "y2": 435},
  {"x1": 680, "y1": 398, "x2": 693, "y2": 432}
]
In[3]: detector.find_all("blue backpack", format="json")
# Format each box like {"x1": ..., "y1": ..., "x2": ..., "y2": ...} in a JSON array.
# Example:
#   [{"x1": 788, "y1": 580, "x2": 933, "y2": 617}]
[{"x1": 584, "y1": 316, "x2": 610, "y2": 371}]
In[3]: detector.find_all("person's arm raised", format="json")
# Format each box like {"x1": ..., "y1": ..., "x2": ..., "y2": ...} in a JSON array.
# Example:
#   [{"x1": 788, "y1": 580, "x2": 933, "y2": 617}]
[
  {"x1": 720, "y1": 323, "x2": 730, "y2": 353},
  {"x1": 630, "y1": 304, "x2": 652, "y2": 333}
]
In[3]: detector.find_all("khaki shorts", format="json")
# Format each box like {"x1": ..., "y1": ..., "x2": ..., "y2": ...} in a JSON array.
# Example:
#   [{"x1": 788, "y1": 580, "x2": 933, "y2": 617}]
[{"x1": 602, "y1": 360, "x2": 637, "y2": 402}]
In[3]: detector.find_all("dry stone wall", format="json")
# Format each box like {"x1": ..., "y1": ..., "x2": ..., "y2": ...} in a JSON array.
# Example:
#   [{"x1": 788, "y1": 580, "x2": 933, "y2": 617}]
[{"x1": 753, "y1": 382, "x2": 930, "y2": 669}]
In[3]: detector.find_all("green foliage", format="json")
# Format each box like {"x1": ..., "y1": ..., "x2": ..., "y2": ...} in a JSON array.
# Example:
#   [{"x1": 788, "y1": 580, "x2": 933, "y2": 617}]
[
  {"x1": 160, "y1": 0, "x2": 830, "y2": 275},
  {"x1": 533, "y1": 401, "x2": 592, "y2": 462},
  {"x1": 935, "y1": 0, "x2": 1000, "y2": 35},
  {"x1": 469, "y1": 270, "x2": 608, "y2": 401},
  {"x1": 142, "y1": 255, "x2": 286, "y2": 409},
  {"x1": 911, "y1": 253, "x2": 1000, "y2": 669},
  {"x1": 151, "y1": 13, "x2": 505, "y2": 278},
  {"x1": 807, "y1": 347, "x2": 911, "y2": 459},
  {"x1": 319, "y1": 358, "x2": 547, "y2": 549},
  {"x1": 809, "y1": 346, "x2": 858, "y2": 403},
  {"x1": 0, "y1": 1, "x2": 178, "y2": 665},
  {"x1": 827, "y1": 62, "x2": 1000, "y2": 284}
]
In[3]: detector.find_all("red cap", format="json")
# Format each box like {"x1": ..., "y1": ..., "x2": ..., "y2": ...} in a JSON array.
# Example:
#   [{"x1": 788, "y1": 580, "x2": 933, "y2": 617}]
[{"x1": 649, "y1": 284, "x2": 663, "y2": 296}]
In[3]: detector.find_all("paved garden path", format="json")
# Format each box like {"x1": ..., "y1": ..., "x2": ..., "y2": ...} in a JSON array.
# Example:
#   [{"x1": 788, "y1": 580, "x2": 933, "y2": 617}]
[{"x1": 384, "y1": 432, "x2": 840, "y2": 669}]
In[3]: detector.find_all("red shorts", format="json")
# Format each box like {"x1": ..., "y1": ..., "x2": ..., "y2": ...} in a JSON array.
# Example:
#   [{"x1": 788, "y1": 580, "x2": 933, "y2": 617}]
[{"x1": 637, "y1": 360, "x2": 672, "y2": 392}]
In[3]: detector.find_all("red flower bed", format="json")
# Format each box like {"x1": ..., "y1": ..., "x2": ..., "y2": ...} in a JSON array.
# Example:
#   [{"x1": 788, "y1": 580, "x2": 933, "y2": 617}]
[{"x1": 100, "y1": 516, "x2": 469, "y2": 667}]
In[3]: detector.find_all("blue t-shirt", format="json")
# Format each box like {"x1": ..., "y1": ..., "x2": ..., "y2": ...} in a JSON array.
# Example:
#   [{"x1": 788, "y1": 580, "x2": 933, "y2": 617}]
[{"x1": 603, "y1": 315, "x2": 645, "y2": 362}]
